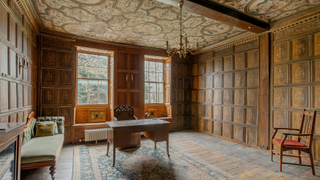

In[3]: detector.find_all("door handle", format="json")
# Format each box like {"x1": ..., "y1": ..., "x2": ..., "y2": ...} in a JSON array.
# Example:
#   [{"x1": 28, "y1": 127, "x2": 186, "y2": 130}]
[{"x1": 126, "y1": 73, "x2": 129, "y2": 82}]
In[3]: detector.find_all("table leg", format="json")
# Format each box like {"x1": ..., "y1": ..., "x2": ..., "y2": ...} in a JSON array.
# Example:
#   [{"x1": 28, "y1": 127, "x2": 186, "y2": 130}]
[
  {"x1": 166, "y1": 139, "x2": 170, "y2": 157},
  {"x1": 106, "y1": 141, "x2": 109, "y2": 156},
  {"x1": 113, "y1": 145, "x2": 116, "y2": 167},
  {"x1": 155, "y1": 142, "x2": 157, "y2": 149}
]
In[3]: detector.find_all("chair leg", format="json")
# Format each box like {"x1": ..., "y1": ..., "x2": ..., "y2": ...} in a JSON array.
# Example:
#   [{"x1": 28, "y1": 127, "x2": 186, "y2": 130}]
[
  {"x1": 309, "y1": 152, "x2": 315, "y2": 175},
  {"x1": 298, "y1": 150, "x2": 301, "y2": 164},
  {"x1": 270, "y1": 142, "x2": 273, "y2": 162},
  {"x1": 155, "y1": 142, "x2": 156, "y2": 149},
  {"x1": 279, "y1": 148, "x2": 283, "y2": 172},
  {"x1": 49, "y1": 165, "x2": 56, "y2": 180},
  {"x1": 106, "y1": 141, "x2": 110, "y2": 156}
]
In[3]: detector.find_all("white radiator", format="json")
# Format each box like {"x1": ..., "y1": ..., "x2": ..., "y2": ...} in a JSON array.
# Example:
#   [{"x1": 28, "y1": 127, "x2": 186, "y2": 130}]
[{"x1": 85, "y1": 128, "x2": 111, "y2": 144}]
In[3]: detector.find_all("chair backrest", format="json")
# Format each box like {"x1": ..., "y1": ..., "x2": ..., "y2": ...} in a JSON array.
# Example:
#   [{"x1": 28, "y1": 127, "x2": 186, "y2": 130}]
[
  {"x1": 298, "y1": 109, "x2": 316, "y2": 148},
  {"x1": 114, "y1": 105, "x2": 137, "y2": 121}
]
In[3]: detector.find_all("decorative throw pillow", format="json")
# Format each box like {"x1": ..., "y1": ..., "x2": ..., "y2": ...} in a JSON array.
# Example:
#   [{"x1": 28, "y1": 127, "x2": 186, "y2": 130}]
[
  {"x1": 34, "y1": 121, "x2": 58, "y2": 135},
  {"x1": 56, "y1": 119, "x2": 64, "y2": 134},
  {"x1": 35, "y1": 122, "x2": 55, "y2": 137}
]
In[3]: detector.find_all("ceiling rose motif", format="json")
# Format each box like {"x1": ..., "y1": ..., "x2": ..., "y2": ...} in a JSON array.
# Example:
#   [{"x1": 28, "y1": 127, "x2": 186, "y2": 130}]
[{"x1": 32, "y1": 0, "x2": 247, "y2": 49}]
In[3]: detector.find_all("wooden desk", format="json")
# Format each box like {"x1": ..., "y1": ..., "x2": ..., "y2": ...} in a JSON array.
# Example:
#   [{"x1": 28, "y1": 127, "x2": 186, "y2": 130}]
[{"x1": 106, "y1": 119, "x2": 170, "y2": 167}]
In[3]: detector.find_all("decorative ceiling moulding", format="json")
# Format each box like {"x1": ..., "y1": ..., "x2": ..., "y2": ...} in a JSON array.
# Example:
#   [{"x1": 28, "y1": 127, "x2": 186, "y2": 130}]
[
  {"x1": 41, "y1": 33, "x2": 76, "y2": 42},
  {"x1": 77, "y1": 46, "x2": 114, "y2": 57},
  {"x1": 272, "y1": 14, "x2": 320, "y2": 42},
  {"x1": 18, "y1": 0, "x2": 43, "y2": 32}
]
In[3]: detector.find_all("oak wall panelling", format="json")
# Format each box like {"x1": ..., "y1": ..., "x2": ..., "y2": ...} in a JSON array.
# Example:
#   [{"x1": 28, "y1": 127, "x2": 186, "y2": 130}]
[
  {"x1": 0, "y1": 0, "x2": 37, "y2": 124},
  {"x1": 192, "y1": 38, "x2": 260, "y2": 147},
  {"x1": 272, "y1": 21, "x2": 320, "y2": 162}
]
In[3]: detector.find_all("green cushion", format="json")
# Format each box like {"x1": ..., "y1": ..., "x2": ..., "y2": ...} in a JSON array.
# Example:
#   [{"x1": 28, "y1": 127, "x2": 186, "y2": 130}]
[
  {"x1": 36, "y1": 116, "x2": 65, "y2": 135},
  {"x1": 22, "y1": 118, "x2": 37, "y2": 146},
  {"x1": 21, "y1": 134, "x2": 64, "y2": 164}
]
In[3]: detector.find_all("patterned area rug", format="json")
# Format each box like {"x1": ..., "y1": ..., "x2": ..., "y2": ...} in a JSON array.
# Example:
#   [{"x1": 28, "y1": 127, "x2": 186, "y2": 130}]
[{"x1": 73, "y1": 139, "x2": 236, "y2": 180}]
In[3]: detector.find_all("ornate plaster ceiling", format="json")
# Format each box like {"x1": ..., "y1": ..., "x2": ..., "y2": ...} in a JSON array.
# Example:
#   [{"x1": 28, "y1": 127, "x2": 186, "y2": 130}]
[
  {"x1": 207, "y1": 0, "x2": 320, "y2": 22},
  {"x1": 32, "y1": 0, "x2": 248, "y2": 49}
]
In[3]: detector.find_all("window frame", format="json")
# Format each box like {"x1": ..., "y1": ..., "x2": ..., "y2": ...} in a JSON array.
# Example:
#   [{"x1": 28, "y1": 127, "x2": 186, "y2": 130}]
[{"x1": 76, "y1": 50, "x2": 111, "y2": 107}]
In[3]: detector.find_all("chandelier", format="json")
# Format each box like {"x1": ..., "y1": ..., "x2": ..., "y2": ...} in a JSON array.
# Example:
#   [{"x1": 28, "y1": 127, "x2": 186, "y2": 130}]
[{"x1": 166, "y1": 0, "x2": 199, "y2": 58}]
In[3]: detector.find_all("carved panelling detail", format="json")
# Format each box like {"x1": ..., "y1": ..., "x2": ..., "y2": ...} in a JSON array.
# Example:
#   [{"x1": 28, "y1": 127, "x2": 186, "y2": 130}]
[
  {"x1": 234, "y1": 107, "x2": 245, "y2": 124},
  {"x1": 234, "y1": 53, "x2": 246, "y2": 70},
  {"x1": 223, "y1": 123, "x2": 233, "y2": 139},
  {"x1": 59, "y1": 107, "x2": 72, "y2": 125},
  {"x1": 291, "y1": 87, "x2": 309, "y2": 108},
  {"x1": 291, "y1": 61, "x2": 309, "y2": 84},
  {"x1": 273, "y1": 110, "x2": 288, "y2": 128},
  {"x1": 247, "y1": 89, "x2": 258, "y2": 107},
  {"x1": 314, "y1": 86, "x2": 320, "y2": 109},
  {"x1": 41, "y1": 88, "x2": 56, "y2": 104},
  {"x1": 273, "y1": 88, "x2": 288, "y2": 107},
  {"x1": 214, "y1": 58, "x2": 223, "y2": 72},
  {"x1": 246, "y1": 108, "x2": 258, "y2": 126},
  {"x1": 273, "y1": 65, "x2": 288, "y2": 85},
  {"x1": 234, "y1": 71, "x2": 246, "y2": 87},
  {"x1": 199, "y1": 52, "x2": 213, "y2": 62},
  {"x1": 223, "y1": 107, "x2": 233, "y2": 122},
  {"x1": 246, "y1": 127, "x2": 257, "y2": 145},
  {"x1": 59, "y1": 89, "x2": 72, "y2": 104},
  {"x1": 42, "y1": 49, "x2": 57, "y2": 66},
  {"x1": 315, "y1": 33, "x2": 320, "y2": 56},
  {"x1": 273, "y1": 42, "x2": 289, "y2": 64},
  {"x1": 315, "y1": 112, "x2": 320, "y2": 135},
  {"x1": 60, "y1": 70, "x2": 72, "y2": 85},
  {"x1": 223, "y1": 56, "x2": 233, "y2": 71},
  {"x1": 41, "y1": 107, "x2": 58, "y2": 116},
  {"x1": 315, "y1": 139, "x2": 320, "y2": 161},
  {"x1": 247, "y1": 70, "x2": 259, "y2": 87},
  {"x1": 223, "y1": 90, "x2": 233, "y2": 105},
  {"x1": 42, "y1": 69, "x2": 56, "y2": 85},
  {"x1": 234, "y1": 89, "x2": 245, "y2": 105},
  {"x1": 291, "y1": 110, "x2": 303, "y2": 129},
  {"x1": 292, "y1": 37, "x2": 309, "y2": 60},
  {"x1": 247, "y1": 50, "x2": 259, "y2": 68},
  {"x1": 313, "y1": 59, "x2": 320, "y2": 82},
  {"x1": 60, "y1": 52, "x2": 72, "y2": 67},
  {"x1": 223, "y1": 72, "x2": 233, "y2": 88}
]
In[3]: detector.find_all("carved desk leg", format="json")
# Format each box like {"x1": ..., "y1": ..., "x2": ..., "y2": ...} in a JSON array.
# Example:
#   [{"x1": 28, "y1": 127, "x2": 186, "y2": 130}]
[
  {"x1": 49, "y1": 165, "x2": 56, "y2": 180},
  {"x1": 106, "y1": 140, "x2": 110, "y2": 156},
  {"x1": 113, "y1": 145, "x2": 116, "y2": 167}
]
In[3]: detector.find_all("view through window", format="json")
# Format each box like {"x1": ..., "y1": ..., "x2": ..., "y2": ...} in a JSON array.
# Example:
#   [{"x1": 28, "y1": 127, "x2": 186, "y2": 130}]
[
  {"x1": 145, "y1": 61, "x2": 164, "y2": 103},
  {"x1": 77, "y1": 53, "x2": 108, "y2": 104}
]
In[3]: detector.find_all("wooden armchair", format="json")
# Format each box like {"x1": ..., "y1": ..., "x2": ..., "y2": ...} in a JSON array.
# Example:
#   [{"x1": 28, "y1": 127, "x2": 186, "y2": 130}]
[
  {"x1": 271, "y1": 109, "x2": 316, "y2": 175},
  {"x1": 113, "y1": 105, "x2": 140, "y2": 149}
]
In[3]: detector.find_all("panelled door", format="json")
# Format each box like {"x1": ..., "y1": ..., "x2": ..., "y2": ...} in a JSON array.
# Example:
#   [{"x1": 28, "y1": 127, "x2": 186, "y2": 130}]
[{"x1": 115, "y1": 51, "x2": 144, "y2": 118}]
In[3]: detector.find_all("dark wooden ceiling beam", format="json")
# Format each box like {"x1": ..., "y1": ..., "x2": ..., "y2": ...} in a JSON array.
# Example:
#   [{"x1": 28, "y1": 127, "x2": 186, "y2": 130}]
[{"x1": 156, "y1": 0, "x2": 269, "y2": 33}]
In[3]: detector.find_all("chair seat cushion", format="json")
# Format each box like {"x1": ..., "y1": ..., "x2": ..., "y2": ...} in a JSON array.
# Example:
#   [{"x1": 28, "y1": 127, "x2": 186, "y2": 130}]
[
  {"x1": 21, "y1": 134, "x2": 64, "y2": 164},
  {"x1": 274, "y1": 139, "x2": 306, "y2": 147}
]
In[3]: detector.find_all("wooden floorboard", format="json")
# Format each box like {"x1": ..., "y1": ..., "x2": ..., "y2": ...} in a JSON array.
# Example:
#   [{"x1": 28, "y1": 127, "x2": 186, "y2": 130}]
[{"x1": 20, "y1": 130, "x2": 320, "y2": 179}]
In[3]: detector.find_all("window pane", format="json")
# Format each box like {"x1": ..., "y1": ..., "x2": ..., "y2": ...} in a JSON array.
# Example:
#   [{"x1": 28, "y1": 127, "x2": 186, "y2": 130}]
[
  {"x1": 78, "y1": 66, "x2": 87, "y2": 78},
  {"x1": 145, "y1": 61, "x2": 148, "y2": 71},
  {"x1": 156, "y1": 62, "x2": 163, "y2": 72},
  {"x1": 157, "y1": 72, "x2": 164, "y2": 82},
  {"x1": 150, "y1": 83, "x2": 156, "y2": 93},
  {"x1": 149, "y1": 72, "x2": 155, "y2": 82},
  {"x1": 145, "y1": 93, "x2": 149, "y2": 103},
  {"x1": 88, "y1": 67, "x2": 99, "y2": 79},
  {"x1": 78, "y1": 92, "x2": 88, "y2": 104},
  {"x1": 99, "y1": 68, "x2": 108, "y2": 79},
  {"x1": 145, "y1": 83, "x2": 150, "y2": 93},
  {"x1": 150, "y1": 93, "x2": 156, "y2": 103},
  {"x1": 99, "y1": 56, "x2": 108, "y2": 68},
  {"x1": 88, "y1": 92, "x2": 98, "y2": 104},
  {"x1": 88, "y1": 80, "x2": 98, "y2": 91},
  {"x1": 78, "y1": 79, "x2": 87, "y2": 91},
  {"x1": 88, "y1": 54, "x2": 99, "y2": 67},
  {"x1": 99, "y1": 80, "x2": 108, "y2": 92},
  {"x1": 148, "y1": 61, "x2": 155, "y2": 72},
  {"x1": 144, "y1": 72, "x2": 148, "y2": 81},
  {"x1": 157, "y1": 83, "x2": 163, "y2": 93},
  {"x1": 78, "y1": 53, "x2": 87, "y2": 66},
  {"x1": 158, "y1": 93, "x2": 163, "y2": 103},
  {"x1": 99, "y1": 93, "x2": 108, "y2": 104}
]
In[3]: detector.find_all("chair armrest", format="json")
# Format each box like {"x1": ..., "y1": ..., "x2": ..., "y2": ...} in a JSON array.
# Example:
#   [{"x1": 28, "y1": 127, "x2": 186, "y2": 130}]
[
  {"x1": 282, "y1": 132, "x2": 312, "y2": 136},
  {"x1": 133, "y1": 115, "x2": 138, "y2": 120},
  {"x1": 114, "y1": 117, "x2": 118, "y2": 121},
  {"x1": 273, "y1": 128, "x2": 299, "y2": 131}
]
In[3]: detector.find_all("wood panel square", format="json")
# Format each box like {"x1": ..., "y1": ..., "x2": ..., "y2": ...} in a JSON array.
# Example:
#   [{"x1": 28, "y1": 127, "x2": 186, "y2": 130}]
[
  {"x1": 273, "y1": 110, "x2": 288, "y2": 129},
  {"x1": 198, "y1": 118, "x2": 203, "y2": 131},
  {"x1": 42, "y1": 49, "x2": 57, "y2": 66},
  {"x1": 59, "y1": 89, "x2": 72, "y2": 104},
  {"x1": 198, "y1": 90, "x2": 204, "y2": 103},
  {"x1": 246, "y1": 108, "x2": 258, "y2": 126},
  {"x1": 192, "y1": 63, "x2": 197, "y2": 76},
  {"x1": 223, "y1": 106, "x2": 233, "y2": 121},
  {"x1": 314, "y1": 86, "x2": 320, "y2": 108},
  {"x1": 223, "y1": 90, "x2": 233, "y2": 105},
  {"x1": 247, "y1": 70, "x2": 259, "y2": 87},
  {"x1": 42, "y1": 69, "x2": 56, "y2": 85},
  {"x1": 291, "y1": 87, "x2": 309, "y2": 108},
  {"x1": 172, "y1": 103, "x2": 177, "y2": 115},
  {"x1": 223, "y1": 56, "x2": 233, "y2": 71},
  {"x1": 213, "y1": 106, "x2": 222, "y2": 120},
  {"x1": 184, "y1": 91, "x2": 191, "y2": 102},
  {"x1": 177, "y1": 90, "x2": 184, "y2": 102},
  {"x1": 0, "y1": 80, "x2": 9, "y2": 111},
  {"x1": 214, "y1": 90, "x2": 222, "y2": 104},
  {"x1": 60, "y1": 52, "x2": 72, "y2": 67},
  {"x1": 315, "y1": 33, "x2": 320, "y2": 56},
  {"x1": 234, "y1": 89, "x2": 245, "y2": 105},
  {"x1": 42, "y1": 88, "x2": 56, "y2": 104},
  {"x1": 191, "y1": 117, "x2": 197, "y2": 129},
  {"x1": 206, "y1": 75, "x2": 212, "y2": 89},
  {"x1": 247, "y1": 49, "x2": 259, "y2": 68},
  {"x1": 313, "y1": 112, "x2": 320, "y2": 136},
  {"x1": 191, "y1": 90, "x2": 197, "y2": 102},
  {"x1": 214, "y1": 58, "x2": 223, "y2": 72},
  {"x1": 59, "y1": 107, "x2": 72, "y2": 125},
  {"x1": 198, "y1": 104, "x2": 204, "y2": 117},
  {"x1": 234, "y1": 71, "x2": 246, "y2": 87},
  {"x1": 192, "y1": 77, "x2": 197, "y2": 89},
  {"x1": 214, "y1": 121, "x2": 222, "y2": 135},
  {"x1": 198, "y1": 76, "x2": 205, "y2": 89},
  {"x1": 273, "y1": 65, "x2": 288, "y2": 85},
  {"x1": 246, "y1": 127, "x2": 257, "y2": 145},
  {"x1": 41, "y1": 107, "x2": 58, "y2": 116},
  {"x1": 291, "y1": 61, "x2": 309, "y2": 84},
  {"x1": 205, "y1": 105, "x2": 212, "y2": 118},
  {"x1": 191, "y1": 104, "x2": 197, "y2": 116},
  {"x1": 292, "y1": 37, "x2": 308, "y2": 60},
  {"x1": 205, "y1": 90, "x2": 212, "y2": 104},
  {"x1": 315, "y1": 139, "x2": 320, "y2": 161},
  {"x1": 198, "y1": 62, "x2": 205, "y2": 75},
  {"x1": 313, "y1": 60, "x2": 320, "y2": 82},
  {"x1": 223, "y1": 123, "x2": 233, "y2": 139},
  {"x1": 172, "y1": 90, "x2": 177, "y2": 102},
  {"x1": 206, "y1": 60, "x2": 213, "y2": 74},
  {"x1": 178, "y1": 78, "x2": 183, "y2": 89},
  {"x1": 0, "y1": 4, "x2": 7, "y2": 39},
  {"x1": 223, "y1": 72, "x2": 233, "y2": 88},
  {"x1": 234, "y1": 107, "x2": 245, "y2": 124},
  {"x1": 184, "y1": 103, "x2": 190, "y2": 116},
  {"x1": 291, "y1": 110, "x2": 303, "y2": 141},
  {"x1": 247, "y1": 89, "x2": 258, "y2": 107},
  {"x1": 184, "y1": 78, "x2": 190, "y2": 89},
  {"x1": 235, "y1": 53, "x2": 246, "y2": 70},
  {"x1": 273, "y1": 88, "x2": 288, "y2": 107},
  {"x1": 204, "y1": 119, "x2": 213, "y2": 133},
  {"x1": 0, "y1": 42, "x2": 8, "y2": 74},
  {"x1": 273, "y1": 42, "x2": 288, "y2": 63},
  {"x1": 234, "y1": 125, "x2": 245, "y2": 142},
  {"x1": 177, "y1": 103, "x2": 184, "y2": 115},
  {"x1": 214, "y1": 74, "x2": 223, "y2": 88}
]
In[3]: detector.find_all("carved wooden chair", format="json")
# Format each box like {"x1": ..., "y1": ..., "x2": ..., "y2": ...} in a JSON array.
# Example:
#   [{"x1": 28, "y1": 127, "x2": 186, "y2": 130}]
[
  {"x1": 112, "y1": 105, "x2": 140, "y2": 149},
  {"x1": 271, "y1": 109, "x2": 316, "y2": 175}
]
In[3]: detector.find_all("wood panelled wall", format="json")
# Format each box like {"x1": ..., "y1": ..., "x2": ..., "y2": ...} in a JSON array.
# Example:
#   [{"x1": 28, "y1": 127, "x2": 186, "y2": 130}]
[
  {"x1": 0, "y1": 0, "x2": 37, "y2": 124},
  {"x1": 37, "y1": 35, "x2": 75, "y2": 144},
  {"x1": 192, "y1": 39, "x2": 261, "y2": 147},
  {"x1": 272, "y1": 18, "x2": 320, "y2": 161},
  {"x1": 171, "y1": 54, "x2": 192, "y2": 130}
]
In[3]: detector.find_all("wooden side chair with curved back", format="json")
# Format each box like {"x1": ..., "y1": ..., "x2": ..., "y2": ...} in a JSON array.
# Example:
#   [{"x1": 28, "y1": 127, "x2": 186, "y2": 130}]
[{"x1": 271, "y1": 109, "x2": 316, "y2": 175}]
